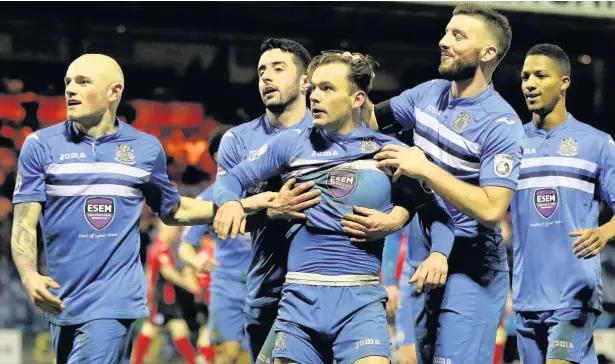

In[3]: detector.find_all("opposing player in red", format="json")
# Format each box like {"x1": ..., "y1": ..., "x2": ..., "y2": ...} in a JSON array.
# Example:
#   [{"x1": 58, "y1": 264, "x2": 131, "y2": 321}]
[
  {"x1": 183, "y1": 235, "x2": 217, "y2": 364},
  {"x1": 132, "y1": 221, "x2": 199, "y2": 364}
]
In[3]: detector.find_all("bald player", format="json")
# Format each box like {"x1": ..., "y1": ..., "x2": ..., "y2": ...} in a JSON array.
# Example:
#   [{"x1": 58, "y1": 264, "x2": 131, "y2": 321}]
[{"x1": 10, "y1": 54, "x2": 278, "y2": 364}]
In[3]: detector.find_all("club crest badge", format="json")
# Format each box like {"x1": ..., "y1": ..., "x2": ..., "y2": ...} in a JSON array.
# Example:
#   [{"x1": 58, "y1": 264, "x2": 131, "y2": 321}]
[
  {"x1": 216, "y1": 167, "x2": 227, "y2": 179},
  {"x1": 360, "y1": 139, "x2": 379, "y2": 153},
  {"x1": 84, "y1": 197, "x2": 115, "y2": 230},
  {"x1": 274, "y1": 332, "x2": 286, "y2": 351},
  {"x1": 557, "y1": 138, "x2": 578, "y2": 157},
  {"x1": 327, "y1": 170, "x2": 357, "y2": 199},
  {"x1": 534, "y1": 188, "x2": 558, "y2": 218},
  {"x1": 115, "y1": 144, "x2": 136, "y2": 165},
  {"x1": 451, "y1": 112, "x2": 471, "y2": 133}
]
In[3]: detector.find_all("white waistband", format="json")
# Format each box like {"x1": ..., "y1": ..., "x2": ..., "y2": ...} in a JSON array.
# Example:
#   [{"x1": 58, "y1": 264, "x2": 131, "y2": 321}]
[{"x1": 285, "y1": 272, "x2": 380, "y2": 286}]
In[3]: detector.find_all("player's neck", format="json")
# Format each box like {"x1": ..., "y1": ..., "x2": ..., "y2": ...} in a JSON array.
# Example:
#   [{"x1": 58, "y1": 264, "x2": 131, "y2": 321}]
[
  {"x1": 532, "y1": 101, "x2": 568, "y2": 131},
  {"x1": 332, "y1": 113, "x2": 361, "y2": 136},
  {"x1": 451, "y1": 75, "x2": 489, "y2": 99},
  {"x1": 266, "y1": 98, "x2": 307, "y2": 129},
  {"x1": 75, "y1": 112, "x2": 118, "y2": 139}
]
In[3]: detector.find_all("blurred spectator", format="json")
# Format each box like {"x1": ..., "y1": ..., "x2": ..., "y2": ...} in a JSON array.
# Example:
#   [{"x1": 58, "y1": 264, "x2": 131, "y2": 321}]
[
  {"x1": 117, "y1": 102, "x2": 137, "y2": 125},
  {"x1": 2, "y1": 77, "x2": 24, "y2": 94},
  {"x1": 181, "y1": 56, "x2": 209, "y2": 103},
  {"x1": 179, "y1": 165, "x2": 211, "y2": 197},
  {"x1": 0, "y1": 147, "x2": 17, "y2": 198},
  {"x1": 0, "y1": 126, "x2": 16, "y2": 149},
  {"x1": 0, "y1": 197, "x2": 12, "y2": 262},
  {"x1": 21, "y1": 100, "x2": 40, "y2": 131}
]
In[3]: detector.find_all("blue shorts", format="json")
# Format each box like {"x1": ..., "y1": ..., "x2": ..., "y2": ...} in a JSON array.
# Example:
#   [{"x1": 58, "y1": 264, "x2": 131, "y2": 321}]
[
  {"x1": 50, "y1": 318, "x2": 133, "y2": 364},
  {"x1": 208, "y1": 281, "x2": 247, "y2": 347},
  {"x1": 395, "y1": 265, "x2": 417, "y2": 347},
  {"x1": 411, "y1": 270, "x2": 509, "y2": 364},
  {"x1": 272, "y1": 278, "x2": 390, "y2": 364},
  {"x1": 516, "y1": 308, "x2": 598, "y2": 364},
  {"x1": 244, "y1": 303, "x2": 279, "y2": 364}
]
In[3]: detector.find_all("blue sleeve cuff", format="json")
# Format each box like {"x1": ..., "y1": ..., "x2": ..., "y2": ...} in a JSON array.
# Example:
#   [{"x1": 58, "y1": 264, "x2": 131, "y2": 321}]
[
  {"x1": 159, "y1": 195, "x2": 182, "y2": 219},
  {"x1": 429, "y1": 220, "x2": 455, "y2": 258},
  {"x1": 382, "y1": 274, "x2": 398, "y2": 287},
  {"x1": 215, "y1": 190, "x2": 241, "y2": 207},
  {"x1": 12, "y1": 193, "x2": 46, "y2": 204},
  {"x1": 213, "y1": 174, "x2": 243, "y2": 207},
  {"x1": 479, "y1": 178, "x2": 517, "y2": 190}
]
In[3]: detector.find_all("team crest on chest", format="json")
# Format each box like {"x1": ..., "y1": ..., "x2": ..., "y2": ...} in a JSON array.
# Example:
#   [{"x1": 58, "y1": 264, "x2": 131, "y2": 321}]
[
  {"x1": 115, "y1": 144, "x2": 136, "y2": 164},
  {"x1": 557, "y1": 138, "x2": 578, "y2": 157},
  {"x1": 451, "y1": 112, "x2": 471, "y2": 133},
  {"x1": 360, "y1": 139, "x2": 379, "y2": 153},
  {"x1": 327, "y1": 170, "x2": 357, "y2": 199}
]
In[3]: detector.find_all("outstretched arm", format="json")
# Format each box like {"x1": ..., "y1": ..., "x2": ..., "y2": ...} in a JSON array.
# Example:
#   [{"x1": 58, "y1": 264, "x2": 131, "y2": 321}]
[
  {"x1": 162, "y1": 192, "x2": 278, "y2": 226},
  {"x1": 213, "y1": 130, "x2": 307, "y2": 239}
]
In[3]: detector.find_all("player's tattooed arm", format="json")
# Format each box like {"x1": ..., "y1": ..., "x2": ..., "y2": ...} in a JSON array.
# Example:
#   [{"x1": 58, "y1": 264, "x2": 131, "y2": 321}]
[
  {"x1": 11, "y1": 202, "x2": 42, "y2": 278},
  {"x1": 12, "y1": 202, "x2": 64, "y2": 314}
]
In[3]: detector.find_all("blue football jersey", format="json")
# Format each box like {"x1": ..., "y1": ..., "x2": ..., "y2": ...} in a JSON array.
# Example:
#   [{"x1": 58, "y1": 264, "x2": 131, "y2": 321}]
[
  {"x1": 216, "y1": 111, "x2": 313, "y2": 308},
  {"x1": 214, "y1": 125, "x2": 454, "y2": 276},
  {"x1": 13, "y1": 120, "x2": 181, "y2": 325},
  {"x1": 511, "y1": 114, "x2": 615, "y2": 312},
  {"x1": 181, "y1": 185, "x2": 251, "y2": 298},
  {"x1": 388, "y1": 80, "x2": 525, "y2": 271}
]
